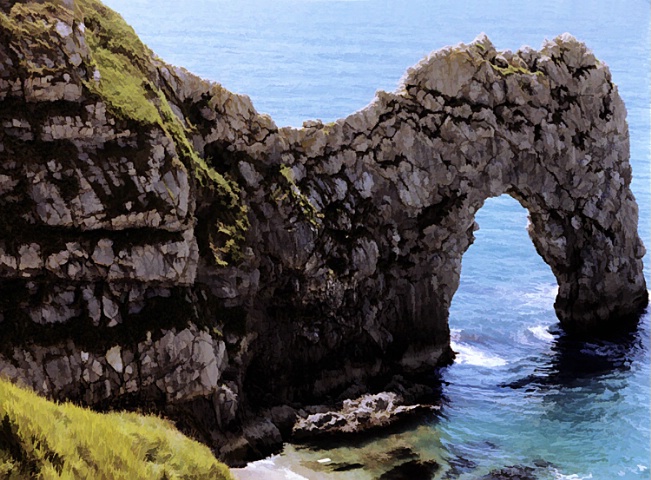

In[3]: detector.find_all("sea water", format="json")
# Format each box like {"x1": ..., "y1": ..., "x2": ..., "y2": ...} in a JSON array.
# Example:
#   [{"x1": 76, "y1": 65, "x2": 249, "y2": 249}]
[{"x1": 101, "y1": 1, "x2": 650, "y2": 478}]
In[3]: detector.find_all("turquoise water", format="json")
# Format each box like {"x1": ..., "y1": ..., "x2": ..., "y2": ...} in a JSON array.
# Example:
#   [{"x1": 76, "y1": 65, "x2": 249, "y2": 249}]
[{"x1": 102, "y1": 1, "x2": 650, "y2": 478}]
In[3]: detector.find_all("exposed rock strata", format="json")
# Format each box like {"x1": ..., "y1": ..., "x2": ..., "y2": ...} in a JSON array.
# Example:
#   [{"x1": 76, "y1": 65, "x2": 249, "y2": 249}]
[{"x1": 0, "y1": 0, "x2": 647, "y2": 463}]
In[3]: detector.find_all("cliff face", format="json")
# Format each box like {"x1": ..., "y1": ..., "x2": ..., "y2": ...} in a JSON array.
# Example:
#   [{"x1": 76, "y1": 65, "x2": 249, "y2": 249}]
[{"x1": 0, "y1": 0, "x2": 647, "y2": 463}]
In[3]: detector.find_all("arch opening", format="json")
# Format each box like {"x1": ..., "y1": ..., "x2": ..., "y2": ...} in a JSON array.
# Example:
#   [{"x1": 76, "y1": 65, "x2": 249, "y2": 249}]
[{"x1": 448, "y1": 194, "x2": 558, "y2": 366}]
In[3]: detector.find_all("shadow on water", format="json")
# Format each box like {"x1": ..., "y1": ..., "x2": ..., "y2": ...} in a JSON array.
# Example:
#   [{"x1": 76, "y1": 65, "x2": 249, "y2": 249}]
[{"x1": 502, "y1": 312, "x2": 650, "y2": 392}]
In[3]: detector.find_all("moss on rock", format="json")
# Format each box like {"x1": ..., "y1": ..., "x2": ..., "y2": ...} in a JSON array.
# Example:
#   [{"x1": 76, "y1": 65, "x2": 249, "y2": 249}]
[
  {"x1": 78, "y1": 0, "x2": 250, "y2": 267},
  {"x1": 78, "y1": 0, "x2": 160, "y2": 125}
]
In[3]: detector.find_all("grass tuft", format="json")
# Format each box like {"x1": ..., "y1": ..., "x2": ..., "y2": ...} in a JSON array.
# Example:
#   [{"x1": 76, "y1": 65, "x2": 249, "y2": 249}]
[
  {"x1": 0, "y1": 379, "x2": 233, "y2": 480},
  {"x1": 78, "y1": 0, "x2": 164, "y2": 125},
  {"x1": 87, "y1": 46, "x2": 160, "y2": 125}
]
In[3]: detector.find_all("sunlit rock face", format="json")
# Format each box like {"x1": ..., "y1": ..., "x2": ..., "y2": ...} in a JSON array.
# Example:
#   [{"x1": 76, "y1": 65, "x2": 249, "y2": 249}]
[{"x1": 0, "y1": 0, "x2": 646, "y2": 462}]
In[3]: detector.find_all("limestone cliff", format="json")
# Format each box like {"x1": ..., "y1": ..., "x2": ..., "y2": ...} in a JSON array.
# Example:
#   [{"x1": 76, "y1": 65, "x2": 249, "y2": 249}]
[{"x1": 0, "y1": 0, "x2": 647, "y2": 463}]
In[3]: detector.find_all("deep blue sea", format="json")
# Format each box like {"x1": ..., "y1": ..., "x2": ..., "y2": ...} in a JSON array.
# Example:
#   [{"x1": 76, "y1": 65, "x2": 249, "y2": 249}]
[{"x1": 102, "y1": 1, "x2": 650, "y2": 478}]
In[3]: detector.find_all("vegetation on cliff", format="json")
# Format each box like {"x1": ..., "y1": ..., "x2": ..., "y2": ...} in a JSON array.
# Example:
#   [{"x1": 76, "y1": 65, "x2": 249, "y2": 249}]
[
  {"x1": 76, "y1": 0, "x2": 249, "y2": 266},
  {"x1": 0, "y1": 0, "x2": 247, "y2": 267},
  {"x1": 0, "y1": 379, "x2": 233, "y2": 480}
]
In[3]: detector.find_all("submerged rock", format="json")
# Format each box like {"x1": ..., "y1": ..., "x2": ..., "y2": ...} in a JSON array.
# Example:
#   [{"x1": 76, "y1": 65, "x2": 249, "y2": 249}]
[
  {"x1": 480, "y1": 464, "x2": 539, "y2": 480},
  {"x1": 379, "y1": 459, "x2": 440, "y2": 479},
  {"x1": 331, "y1": 462, "x2": 365, "y2": 472}
]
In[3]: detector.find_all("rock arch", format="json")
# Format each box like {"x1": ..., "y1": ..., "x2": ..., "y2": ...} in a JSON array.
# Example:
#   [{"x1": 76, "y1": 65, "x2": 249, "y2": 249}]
[{"x1": 235, "y1": 34, "x2": 648, "y2": 396}]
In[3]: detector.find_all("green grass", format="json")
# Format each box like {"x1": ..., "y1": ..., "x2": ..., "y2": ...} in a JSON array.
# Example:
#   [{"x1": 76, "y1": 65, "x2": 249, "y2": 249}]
[
  {"x1": 0, "y1": 379, "x2": 233, "y2": 480},
  {"x1": 78, "y1": 0, "x2": 250, "y2": 265},
  {"x1": 87, "y1": 45, "x2": 161, "y2": 125},
  {"x1": 77, "y1": 0, "x2": 165, "y2": 125}
]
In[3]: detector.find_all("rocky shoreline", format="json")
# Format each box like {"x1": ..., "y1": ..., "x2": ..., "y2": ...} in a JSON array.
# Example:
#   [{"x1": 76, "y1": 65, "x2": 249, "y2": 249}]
[{"x1": 0, "y1": 0, "x2": 647, "y2": 465}]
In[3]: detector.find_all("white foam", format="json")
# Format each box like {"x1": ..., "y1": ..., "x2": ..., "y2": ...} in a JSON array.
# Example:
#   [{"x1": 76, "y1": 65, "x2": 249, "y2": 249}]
[
  {"x1": 528, "y1": 325, "x2": 555, "y2": 342},
  {"x1": 450, "y1": 328, "x2": 462, "y2": 342},
  {"x1": 520, "y1": 283, "x2": 559, "y2": 308},
  {"x1": 231, "y1": 457, "x2": 311, "y2": 480},
  {"x1": 552, "y1": 470, "x2": 593, "y2": 480},
  {"x1": 451, "y1": 341, "x2": 507, "y2": 367}
]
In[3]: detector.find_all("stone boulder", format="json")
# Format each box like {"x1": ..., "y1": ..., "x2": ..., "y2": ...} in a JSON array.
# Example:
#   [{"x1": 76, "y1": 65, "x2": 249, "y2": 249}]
[{"x1": 292, "y1": 392, "x2": 439, "y2": 439}]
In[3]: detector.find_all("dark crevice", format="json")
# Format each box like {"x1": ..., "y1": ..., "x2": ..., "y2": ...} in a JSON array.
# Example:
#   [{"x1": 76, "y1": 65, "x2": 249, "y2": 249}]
[{"x1": 417, "y1": 193, "x2": 466, "y2": 231}]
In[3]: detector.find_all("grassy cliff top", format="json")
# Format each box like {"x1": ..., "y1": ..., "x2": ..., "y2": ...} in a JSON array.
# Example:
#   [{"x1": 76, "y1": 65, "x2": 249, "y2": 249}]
[{"x1": 0, "y1": 379, "x2": 233, "y2": 479}]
